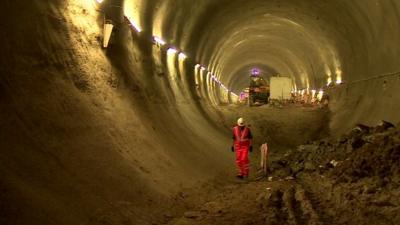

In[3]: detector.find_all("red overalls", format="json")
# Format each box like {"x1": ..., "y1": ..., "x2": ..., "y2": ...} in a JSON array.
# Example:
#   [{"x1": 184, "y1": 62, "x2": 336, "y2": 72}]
[{"x1": 233, "y1": 126, "x2": 251, "y2": 177}]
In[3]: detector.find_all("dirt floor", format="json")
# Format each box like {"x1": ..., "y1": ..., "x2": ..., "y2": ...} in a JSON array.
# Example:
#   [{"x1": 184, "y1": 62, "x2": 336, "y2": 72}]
[
  {"x1": 149, "y1": 105, "x2": 399, "y2": 225},
  {"x1": 217, "y1": 104, "x2": 330, "y2": 151}
]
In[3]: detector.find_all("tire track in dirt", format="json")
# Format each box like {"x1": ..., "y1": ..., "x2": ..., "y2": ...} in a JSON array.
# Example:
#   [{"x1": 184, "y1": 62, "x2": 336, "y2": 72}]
[
  {"x1": 164, "y1": 180, "x2": 335, "y2": 225},
  {"x1": 253, "y1": 180, "x2": 329, "y2": 225}
]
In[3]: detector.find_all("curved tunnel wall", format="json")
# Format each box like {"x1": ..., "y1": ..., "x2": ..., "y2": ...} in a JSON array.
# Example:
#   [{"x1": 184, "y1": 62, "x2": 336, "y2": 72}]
[
  {"x1": 0, "y1": 1, "x2": 233, "y2": 224},
  {"x1": 1, "y1": 0, "x2": 400, "y2": 224},
  {"x1": 130, "y1": 0, "x2": 400, "y2": 130}
]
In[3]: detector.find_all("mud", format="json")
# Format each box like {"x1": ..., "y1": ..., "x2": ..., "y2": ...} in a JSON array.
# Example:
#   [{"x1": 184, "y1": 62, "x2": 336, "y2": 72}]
[
  {"x1": 159, "y1": 117, "x2": 399, "y2": 225},
  {"x1": 270, "y1": 121, "x2": 400, "y2": 225}
]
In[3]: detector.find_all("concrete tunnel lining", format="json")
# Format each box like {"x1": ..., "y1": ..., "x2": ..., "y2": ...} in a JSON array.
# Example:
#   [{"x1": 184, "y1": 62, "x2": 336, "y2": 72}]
[{"x1": 1, "y1": 0, "x2": 400, "y2": 224}]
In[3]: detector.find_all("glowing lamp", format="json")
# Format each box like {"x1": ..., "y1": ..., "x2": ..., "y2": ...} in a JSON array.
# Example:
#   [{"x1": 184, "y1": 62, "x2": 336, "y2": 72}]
[
  {"x1": 327, "y1": 77, "x2": 332, "y2": 85},
  {"x1": 167, "y1": 48, "x2": 178, "y2": 54},
  {"x1": 317, "y1": 90, "x2": 324, "y2": 101},
  {"x1": 126, "y1": 17, "x2": 141, "y2": 32},
  {"x1": 178, "y1": 52, "x2": 187, "y2": 60},
  {"x1": 153, "y1": 36, "x2": 166, "y2": 45},
  {"x1": 335, "y1": 69, "x2": 342, "y2": 84},
  {"x1": 251, "y1": 68, "x2": 260, "y2": 76}
]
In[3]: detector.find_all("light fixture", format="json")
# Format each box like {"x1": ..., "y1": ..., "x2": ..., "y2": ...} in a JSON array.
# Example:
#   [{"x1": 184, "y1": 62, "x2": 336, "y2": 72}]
[
  {"x1": 178, "y1": 52, "x2": 187, "y2": 60},
  {"x1": 336, "y1": 69, "x2": 342, "y2": 84},
  {"x1": 251, "y1": 68, "x2": 260, "y2": 76},
  {"x1": 125, "y1": 16, "x2": 142, "y2": 32},
  {"x1": 96, "y1": 0, "x2": 104, "y2": 3},
  {"x1": 167, "y1": 48, "x2": 178, "y2": 54},
  {"x1": 153, "y1": 36, "x2": 166, "y2": 46},
  {"x1": 327, "y1": 77, "x2": 332, "y2": 85},
  {"x1": 103, "y1": 20, "x2": 114, "y2": 48},
  {"x1": 317, "y1": 90, "x2": 324, "y2": 101}
]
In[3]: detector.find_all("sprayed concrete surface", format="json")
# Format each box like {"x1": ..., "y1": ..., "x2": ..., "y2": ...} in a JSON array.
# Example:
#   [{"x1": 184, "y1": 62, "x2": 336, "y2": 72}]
[{"x1": 1, "y1": 0, "x2": 400, "y2": 225}]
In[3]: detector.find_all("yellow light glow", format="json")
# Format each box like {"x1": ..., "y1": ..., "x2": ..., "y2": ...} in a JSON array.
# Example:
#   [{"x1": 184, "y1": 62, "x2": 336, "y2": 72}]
[
  {"x1": 166, "y1": 44, "x2": 187, "y2": 103},
  {"x1": 327, "y1": 77, "x2": 332, "y2": 85},
  {"x1": 124, "y1": 0, "x2": 142, "y2": 32},
  {"x1": 312, "y1": 90, "x2": 316, "y2": 96},
  {"x1": 153, "y1": 36, "x2": 166, "y2": 45},
  {"x1": 96, "y1": 0, "x2": 104, "y2": 3},
  {"x1": 336, "y1": 69, "x2": 342, "y2": 84},
  {"x1": 152, "y1": 2, "x2": 168, "y2": 38},
  {"x1": 317, "y1": 90, "x2": 324, "y2": 101},
  {"x1": 194, "y1": 65, "x2": 200, "y2": 85},
  {"x1": 69, "y1": 0, "x2": 99, "y2": 39},
  {"x1": 178, "y1": 52, "x2": 187, "y2": 79}
]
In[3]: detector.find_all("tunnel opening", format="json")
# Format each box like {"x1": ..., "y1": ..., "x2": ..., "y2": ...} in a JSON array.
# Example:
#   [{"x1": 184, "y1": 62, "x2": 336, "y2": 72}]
[{"x1": 1, "y1": 0, "x2": 400, "y2": 225}]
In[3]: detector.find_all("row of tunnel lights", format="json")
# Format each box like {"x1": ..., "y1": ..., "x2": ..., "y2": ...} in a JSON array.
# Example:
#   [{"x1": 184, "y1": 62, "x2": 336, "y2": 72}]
[
  {"x1": 126, "y1": 8, "x2": 339, "y2": 99},
  {"x1": 154, "y1": 33, "x2": 237, "y2": 97},
  {"x1": 292, "y1": 88, "x2": 324, "y2": 100},
  {"x1": 194, "y1": 64, "x2": 237, "y2": 97},
  {"x1": 294, "y1": 70, "x2": 344, "y2": 100},
  {"x1": 127, "y1": 12, "x2": 330, "y2": 101},
  {"x1": 94, "y1": 0, "x2": 238, "y2": 98},
  {"x1": 95, "y1": 0, "x2": 340, "y2": 100}
]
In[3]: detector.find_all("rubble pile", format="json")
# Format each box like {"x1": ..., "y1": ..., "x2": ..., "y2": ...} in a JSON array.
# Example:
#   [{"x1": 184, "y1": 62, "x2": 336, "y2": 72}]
[
  {"x1": 333, "y1": 127, "x2": 400, "y2": 186},
  {"x1": 271, "y1": 121, "x2": 400, "y2": 185},
  {"x1": 268, "y1": 121, "x2": 400, "y2": 224}
]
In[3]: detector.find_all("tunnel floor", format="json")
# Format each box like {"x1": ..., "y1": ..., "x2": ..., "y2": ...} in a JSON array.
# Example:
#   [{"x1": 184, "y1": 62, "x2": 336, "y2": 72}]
[
  {"x1": 136, "y1": 105, "x2": 399, "y2": 225},
  {"x1": 2, "y1": 1, "x2": 400, "y2": 225}
]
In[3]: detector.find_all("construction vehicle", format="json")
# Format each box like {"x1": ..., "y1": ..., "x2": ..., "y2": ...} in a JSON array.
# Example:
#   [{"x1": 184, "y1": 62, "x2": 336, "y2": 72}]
[{"x1": 248, "y1": 69, "x2": 270, "y2": 106}]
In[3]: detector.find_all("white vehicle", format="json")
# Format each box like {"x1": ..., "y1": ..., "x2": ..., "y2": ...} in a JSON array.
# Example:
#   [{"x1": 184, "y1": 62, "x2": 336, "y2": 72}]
[{"x1": 269, "y1": 77, "x2": 292, "y2": 100}]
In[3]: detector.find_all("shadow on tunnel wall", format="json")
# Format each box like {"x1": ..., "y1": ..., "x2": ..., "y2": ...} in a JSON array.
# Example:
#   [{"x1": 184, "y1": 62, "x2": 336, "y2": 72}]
[
  {"x1": 0, "y1": 1, "x2": 233, "y2": 225},
  {"x1": 1, "y1": 0, "x2": 400, "y2": 225}
]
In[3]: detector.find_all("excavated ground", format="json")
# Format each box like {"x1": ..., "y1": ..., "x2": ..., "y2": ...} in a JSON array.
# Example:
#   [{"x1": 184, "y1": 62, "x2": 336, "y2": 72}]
[
  {"x1": 153, "y1": 106, "x2": 399, "y2": 225},
  {"x1": 140, "y1": 105, "x2": 328, "y2": 225},
  {"x1": 218, "y1": 104, "x2": 330, "y2": 151}
]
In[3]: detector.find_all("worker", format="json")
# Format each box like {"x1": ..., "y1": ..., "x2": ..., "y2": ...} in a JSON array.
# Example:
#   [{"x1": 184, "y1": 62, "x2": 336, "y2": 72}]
[{"x1": 231, "y1": 118, "x2": 253, "y2": 179}]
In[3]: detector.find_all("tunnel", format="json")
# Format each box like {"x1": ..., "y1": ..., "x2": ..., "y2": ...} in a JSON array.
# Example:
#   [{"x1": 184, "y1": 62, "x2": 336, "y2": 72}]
[{"x1": 1, "y1": 0, "x2": 400, "y2": 224}]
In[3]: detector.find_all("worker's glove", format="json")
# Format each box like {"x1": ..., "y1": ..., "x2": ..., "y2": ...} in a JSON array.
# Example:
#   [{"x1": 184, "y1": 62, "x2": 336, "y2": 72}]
[
  {"x1": 231, "y1": 146, "x2": 234, "y2": 152},
  {"x1": 249, "y1": 146, "x2": 253, "y2": 152}
]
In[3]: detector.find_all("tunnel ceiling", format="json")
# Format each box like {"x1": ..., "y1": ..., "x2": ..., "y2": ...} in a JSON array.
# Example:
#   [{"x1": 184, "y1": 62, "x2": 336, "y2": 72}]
[{"x1": 121, "y1": 0, "x2": 400, "y2": 94}]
